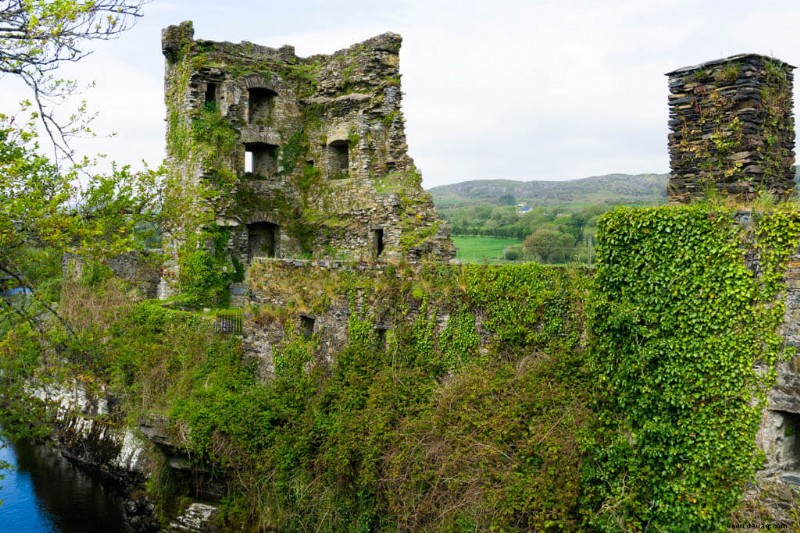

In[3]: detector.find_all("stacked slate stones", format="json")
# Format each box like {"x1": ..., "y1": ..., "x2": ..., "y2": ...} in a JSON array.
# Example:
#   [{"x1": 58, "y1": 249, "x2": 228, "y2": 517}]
[{"x1": 666, "y1": 54, "x2": 795, "y2": 203}]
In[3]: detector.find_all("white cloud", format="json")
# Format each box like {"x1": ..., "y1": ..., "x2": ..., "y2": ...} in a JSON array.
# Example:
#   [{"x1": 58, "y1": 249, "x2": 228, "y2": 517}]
[{"x1": 3, "y1": 0, "x2": 799, "y2": 188}]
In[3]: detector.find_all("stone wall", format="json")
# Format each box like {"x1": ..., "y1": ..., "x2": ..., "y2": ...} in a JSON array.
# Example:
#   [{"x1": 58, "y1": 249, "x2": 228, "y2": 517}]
[
  {"x1": 758, "y1": 246, "x2": 800, "y2": 482},
  {"x1": 63, "y1": 252, "x2": 161, "y2": 299},
  {"x1": 666, "y1": 54, "x2": 795, "y2": 203},
  {"x1": 243, "y1": 258, "x2": 457, "y2": 379},
  {"x1": 160, "y1": 22, "x2": 454, "y2": 298}
]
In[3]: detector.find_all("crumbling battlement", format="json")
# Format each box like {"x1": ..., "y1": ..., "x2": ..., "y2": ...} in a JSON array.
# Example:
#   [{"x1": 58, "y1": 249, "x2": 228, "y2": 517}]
[
  {"x1": 666, "y1": 54, "x2": 796, "y2": 203},
  {"x1": 160, "y1": 21, "x2": 454, "y2": 296}
]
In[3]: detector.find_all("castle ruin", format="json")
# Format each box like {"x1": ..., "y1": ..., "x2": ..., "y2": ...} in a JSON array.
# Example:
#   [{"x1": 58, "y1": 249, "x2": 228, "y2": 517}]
[{"x1": 159, "y1": 22, "x2": 454, "y2": 297}]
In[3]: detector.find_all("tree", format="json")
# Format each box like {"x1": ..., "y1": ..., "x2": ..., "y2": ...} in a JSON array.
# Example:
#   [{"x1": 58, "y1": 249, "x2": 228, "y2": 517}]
[
  {"x1": 523, "y1": 229, "x2": 575, "y2": 264},
  {"x1": 0, "y1": 0, "x2": 144, "y2": 157},
  {"x1": 0, "y1": 0, "x2": 157, "y2": 335},
  {"x1": 0, "y1": 0, "x2": 153, "y2": 492},
  {"x1": 0, "y1": 117, "x2": 161, "y2": 335},
  {"x1": 498, "y1": 193, "x2": 516, "y2": 205}
]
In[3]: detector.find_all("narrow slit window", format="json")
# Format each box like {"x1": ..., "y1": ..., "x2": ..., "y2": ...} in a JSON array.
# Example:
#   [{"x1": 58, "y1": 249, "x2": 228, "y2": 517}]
[
  {"x1": 373, "y1": 228, "x2": 385, "y2": 258},
  {"x1": 300, "y1": 315, "x2": 315, "y2": 340},
  {"x1": 204, "y1": 83, "x2": 217, "y2": 110},
  {"x1": 327, "y1": 140, "x2": 349, "y2": 179},
  {"x1": 248, "y1": 88, "x2": 277, "y2": 125}
]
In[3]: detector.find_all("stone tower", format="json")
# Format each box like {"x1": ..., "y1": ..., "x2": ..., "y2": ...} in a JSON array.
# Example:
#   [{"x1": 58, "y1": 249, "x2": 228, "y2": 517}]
[
  {"x1": 666, "y1": 54, "x2": 795, "y2": 203},
  {"x1": 159, "y1": 22, "x2": 454, "y2": 297}
]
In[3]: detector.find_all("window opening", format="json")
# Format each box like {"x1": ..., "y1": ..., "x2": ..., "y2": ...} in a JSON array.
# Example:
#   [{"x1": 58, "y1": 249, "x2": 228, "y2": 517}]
[
  {"x1": 328, "y1": 140, "x2": 349, "y2": 179},
  {"x1": 248, "y1": 222, "x2": 278, "y2": 259},
  {"x1": 244, "y1": 143, "x2": 278, "y2": 178},
  {"x1": 777, "y1": 411, "x2": 800, "y2": 469},
  {"x1": 204, "y1": 83, "x2": 217, "y2": 110},
  {"x1": 248, "y1": 87, "x2": 277, "y2": 125},
  {"x1": 375, "y1": 325, "x2": 390, "y2": 350},
  {"x1": 300, "y1": 315, "x2": 315, "y2": 340},
  {"x1": 373, "y1": 228, "x2": 385, "y2": 258}
]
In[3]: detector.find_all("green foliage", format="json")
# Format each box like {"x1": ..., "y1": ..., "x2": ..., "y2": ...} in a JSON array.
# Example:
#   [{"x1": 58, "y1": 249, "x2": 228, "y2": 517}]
[
  {"x1": 381, "y1": 110, "x2": 400, "y2": 127},
  {"x1": 498, "y1": 193, "x2": 516, "y2": 205},
  {"x1": 716, "y1": 62, "x2": 740, "y2": 82},
  {"x1": 385, "y1": 352, "x2": 589, "y2": 531},
  {"x1": 760, "y1": 59, "x2": 793, "y2": 184},
  {"x1": 584, "y1": 204, "x2": 799, "y2": 531},
  {"x1": 503, "y1": 244, "x2": 523, "y2": 261},
  {"x1": 0, "y1": 115, "x2": 163, "y2": 341},
  {"x1": 93, "y1": 261, "x2": 591, "y2": 530},
  {"x1": 465, "y1": 263, "x2": 589, "y2": 354},
  {"x1": 0, "y1": 322, "x2": 54, "y2": 440},
  {"x1": 80, "y1": 260, "x2": 114, "y2": 286},
  {"x1": 524, "y1": 228, "x2": 576, "y2": 263},
  {"x1": 278, "y1": 129, "x2": 306, "y2": 176},
  {"x1": 177, "y1": 226, "x2": 235, "y2": 307},
  {"x1": 398, "y1": 220, "x2": 438, "y2": 251},
  {"x1": 439, "y1": 306, "x2": 482, "y2": 370},
  {"x1": 188, "y1": 106, "x2": 240, "y2": 212},
  {"x1": 299, "y1": 159, "x2": 323, "y2": 197}
]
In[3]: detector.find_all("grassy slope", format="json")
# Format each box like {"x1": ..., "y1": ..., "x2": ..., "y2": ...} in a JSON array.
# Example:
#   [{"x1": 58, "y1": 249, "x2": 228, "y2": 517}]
[{"x1": 429, "y1": 173, "x2": 669, "y2": 207}]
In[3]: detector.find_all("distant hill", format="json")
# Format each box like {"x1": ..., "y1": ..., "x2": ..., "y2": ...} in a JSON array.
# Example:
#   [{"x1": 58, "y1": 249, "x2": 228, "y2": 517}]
[{"x1": 428, "y1": 173, "x2": 669, "y2": 207}]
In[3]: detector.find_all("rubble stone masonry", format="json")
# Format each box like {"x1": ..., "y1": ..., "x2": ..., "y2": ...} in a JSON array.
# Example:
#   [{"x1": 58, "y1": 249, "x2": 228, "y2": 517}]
[{"x1": 667, "y1": 54, "x2": 795, "y2": 203}]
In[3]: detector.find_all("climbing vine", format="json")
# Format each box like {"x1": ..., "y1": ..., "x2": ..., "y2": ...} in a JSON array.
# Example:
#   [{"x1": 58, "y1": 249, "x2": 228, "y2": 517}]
[
  {"x1": 584, "y1": 204, "x2": 800, "y2": 531},
  {"x1": 177, "y1": 225, "x2": 235, "y2": 307}
]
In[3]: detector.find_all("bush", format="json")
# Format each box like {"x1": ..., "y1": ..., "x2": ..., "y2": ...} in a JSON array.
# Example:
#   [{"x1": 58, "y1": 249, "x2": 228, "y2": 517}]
[{"x1": 503, "y1": 245, "x2": 523, "y2": 260}]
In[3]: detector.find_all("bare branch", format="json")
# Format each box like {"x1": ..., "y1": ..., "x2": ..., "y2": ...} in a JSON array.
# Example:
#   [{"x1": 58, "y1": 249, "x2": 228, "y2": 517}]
[{"x1": 0, "y1": 0, "x2": 146, "y2": 158}]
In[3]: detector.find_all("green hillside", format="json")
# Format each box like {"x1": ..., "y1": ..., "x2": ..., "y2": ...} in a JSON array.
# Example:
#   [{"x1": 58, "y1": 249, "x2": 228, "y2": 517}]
[
  {"x1": 428, "y1": 173, "x2": 669, "y2": 207},
  {"x1": 430, "y1": 173, "x2": 670, "y2": 263}
]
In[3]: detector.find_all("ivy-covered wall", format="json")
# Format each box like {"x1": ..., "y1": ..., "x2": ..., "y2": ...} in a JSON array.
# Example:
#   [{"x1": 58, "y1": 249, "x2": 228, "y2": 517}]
[
  {"x1": 584, "y1": 204, "x2": 800, "y2": 530},
  {"x1": 7, "y1": 204, "x2": 800, "y2": 530},
  {"x1": 159, "y1": 21, "x2": 454, "y2": 303},
  {"x1": 153, "y1": 203, "x2": 800, "y2": 530},
  {"x1": 243, "y1": 259, "x2": 588, "y2": 379}
]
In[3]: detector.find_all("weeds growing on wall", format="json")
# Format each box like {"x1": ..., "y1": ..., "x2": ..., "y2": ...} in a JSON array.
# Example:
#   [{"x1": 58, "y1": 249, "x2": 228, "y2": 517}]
[
  {"x1": 14, "y1": 261, "x2": 586, "y2": 531},
  {"x1": 3, "y1": 203, "x2": 798, "y2": 530},
  {"x1": 176, "y1": 226, "x2": 236, "y2": 308},
  {"x1": 583, "y1": 203, "x2": 800, "y2": 531}
]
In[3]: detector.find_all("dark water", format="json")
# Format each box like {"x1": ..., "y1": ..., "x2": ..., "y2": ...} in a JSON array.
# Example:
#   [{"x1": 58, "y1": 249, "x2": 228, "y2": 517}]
[{"x1": 0, "y1": 438, "x2": 133, "y2": 532}]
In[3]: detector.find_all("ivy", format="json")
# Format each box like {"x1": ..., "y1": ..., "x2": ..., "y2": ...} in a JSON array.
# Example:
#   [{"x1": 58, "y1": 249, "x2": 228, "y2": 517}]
[
  {"x1": 278, "y1": 129, "x2": 305, "y2": 176},
  {"x1": 177, "y1": 225, "x2": 235, "y2": 307},
  {"x1": 583, "y1": 204, "x2": 800, "y2": 531}
]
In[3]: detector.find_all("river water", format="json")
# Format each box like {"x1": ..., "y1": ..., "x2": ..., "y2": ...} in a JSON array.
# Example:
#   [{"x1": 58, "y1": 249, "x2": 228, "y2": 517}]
[{"x1": 0, "y1": 438, "x2": 132, "y2": 532}]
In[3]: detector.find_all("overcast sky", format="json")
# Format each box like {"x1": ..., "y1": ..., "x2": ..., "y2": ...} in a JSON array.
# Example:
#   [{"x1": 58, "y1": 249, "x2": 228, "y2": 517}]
[{"x1": 4, "y1": 0, "x2": 800, "y2": 188}]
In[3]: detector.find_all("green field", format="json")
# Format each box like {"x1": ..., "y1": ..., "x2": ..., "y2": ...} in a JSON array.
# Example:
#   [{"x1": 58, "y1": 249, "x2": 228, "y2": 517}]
[{"x1": 452, "y1": 235, "x2": 523, "y2": 263}]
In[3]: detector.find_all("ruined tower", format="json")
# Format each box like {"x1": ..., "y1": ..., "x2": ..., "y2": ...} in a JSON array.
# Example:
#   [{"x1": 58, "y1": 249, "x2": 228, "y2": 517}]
[
  {"x1": 666, "y1": 54, "x2": 795, "y2": 203},
  {"x1": 159, "y1": 22, "x2": 454, "y2": 298}
]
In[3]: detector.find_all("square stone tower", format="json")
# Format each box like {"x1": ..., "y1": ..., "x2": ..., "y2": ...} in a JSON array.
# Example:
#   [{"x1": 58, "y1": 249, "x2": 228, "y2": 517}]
[
  {"x1": 159, "y1": 22, "x2": 454, "y2": 297},
  {"x1": 666, "y1": 54, "x2": 795, "y2": 203}
]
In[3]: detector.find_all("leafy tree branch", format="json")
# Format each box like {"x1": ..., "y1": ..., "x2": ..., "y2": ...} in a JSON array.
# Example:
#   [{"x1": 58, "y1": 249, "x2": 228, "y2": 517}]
[{"x1": 0, "y1": 0, "x2": 145, "y2": 158}]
